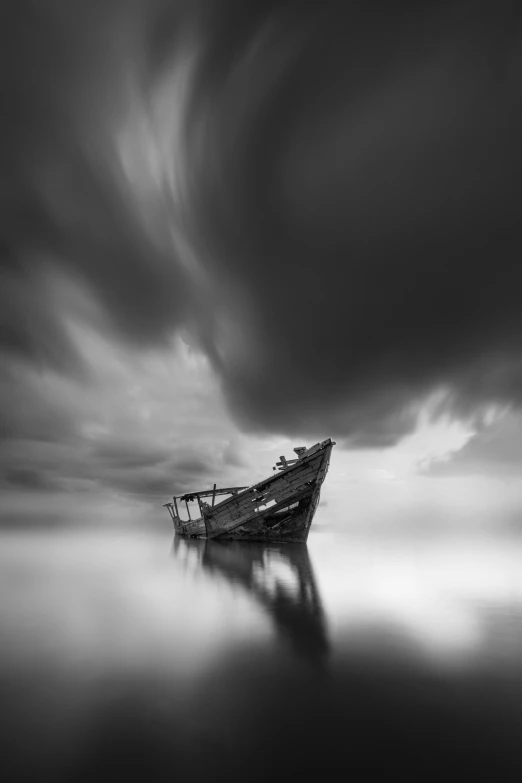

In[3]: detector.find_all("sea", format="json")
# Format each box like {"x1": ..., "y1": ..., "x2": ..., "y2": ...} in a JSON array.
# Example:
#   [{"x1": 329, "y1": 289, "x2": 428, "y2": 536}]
[{"x1": 3, "y1": 523, "x2": 522, "y2": 781}]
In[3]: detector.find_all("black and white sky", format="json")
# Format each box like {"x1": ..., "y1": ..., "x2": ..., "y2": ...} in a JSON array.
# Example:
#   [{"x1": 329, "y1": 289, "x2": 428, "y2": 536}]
[{"x1": 3, "y1": 0, "x2": 522, "y2": 529}]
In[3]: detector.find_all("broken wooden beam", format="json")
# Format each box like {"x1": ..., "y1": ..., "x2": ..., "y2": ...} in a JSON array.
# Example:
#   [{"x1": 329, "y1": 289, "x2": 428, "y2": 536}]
[{"x1": 176, "y1": 486, "x2": 248, "y2": 501}]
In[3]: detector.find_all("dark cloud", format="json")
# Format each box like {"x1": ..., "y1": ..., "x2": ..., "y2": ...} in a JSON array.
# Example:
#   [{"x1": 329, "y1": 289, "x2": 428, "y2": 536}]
[
  {"x1": 91, "y1": 439, "x2": 171, "y2": 469},
  {"x1": 94, "y1": 464, "x2": 177, "y2": 499},
  {"x1": 86, "y1": 451, "x2": 223, "y2": 500},
  {"x1": 0, "y1": 262, "x2": 82, "y2": 374},
  {"x1": 98, "y1": 453, "x2": 220, "y2": 499},
  {"x1": 0, "y1": 435, "x2": 221, "y2": 504},
  {"x1": 3, "y1": 467, "x2": 59, "y2": 492},
  {"x1": 184, "y1": 1, "x2": 522, "y2": 442},
  {"x1": 173, "y1": 456, "x2": 213, "y2": 475},
  {"x1": 0, "y1": 0, "x2": 192, "y2": 366},
  {"x1": 3, "y1": 1, "x2": 522, "y2": 447}
]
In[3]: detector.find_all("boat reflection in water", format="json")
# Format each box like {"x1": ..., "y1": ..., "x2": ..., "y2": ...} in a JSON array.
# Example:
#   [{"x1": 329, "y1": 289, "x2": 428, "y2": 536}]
[{"x1": 172, "y1": 536, "x2": 329, "y2": 665}]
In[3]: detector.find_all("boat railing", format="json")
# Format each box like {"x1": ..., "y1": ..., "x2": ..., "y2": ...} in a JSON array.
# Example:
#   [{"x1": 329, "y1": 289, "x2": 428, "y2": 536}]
[{"x1": 164, "y1": 484, "x2": 249, "y2": 525}]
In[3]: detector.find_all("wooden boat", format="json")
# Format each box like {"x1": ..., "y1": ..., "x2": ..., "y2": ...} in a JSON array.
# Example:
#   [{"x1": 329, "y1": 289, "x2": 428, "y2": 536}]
[{"x1": 164, "y1": 438, "x2": 335, "y2": 543}]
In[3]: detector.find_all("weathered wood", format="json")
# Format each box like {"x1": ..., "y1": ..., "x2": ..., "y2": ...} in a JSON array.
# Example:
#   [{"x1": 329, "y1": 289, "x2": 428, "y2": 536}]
[
  {"x1": 205, "y1": 458, "x2": 325, "y2": 537},
  {"x1": 177, "y1": 517, "x2": 206, "y2": 537},
  {"x1": 177, "y1": 486, "x2": 248, "y2": 501},
  {"x1": 166, "y1": 438, "x2": 335, "y2": 543},
  {"x1": 208, "y1": 462, "x2": 320, "y2": 525},
  {"x1": 208, "y1": 485, "x2": 315, "y2": 539},
  {"x1": 216, "y1": 455, "x2": 320, "y2": 508}
]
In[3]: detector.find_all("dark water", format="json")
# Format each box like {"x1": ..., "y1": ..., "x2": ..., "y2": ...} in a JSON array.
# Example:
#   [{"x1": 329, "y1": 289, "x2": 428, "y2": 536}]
[{"x1": 3, "y1": 527, "x2": 522, "y2": 781}]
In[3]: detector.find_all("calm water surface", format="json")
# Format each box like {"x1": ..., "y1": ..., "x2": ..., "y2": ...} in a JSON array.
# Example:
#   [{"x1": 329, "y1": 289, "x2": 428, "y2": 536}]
[{"x1": 3, "y1": 526, "x2": 522, "y2": 781}]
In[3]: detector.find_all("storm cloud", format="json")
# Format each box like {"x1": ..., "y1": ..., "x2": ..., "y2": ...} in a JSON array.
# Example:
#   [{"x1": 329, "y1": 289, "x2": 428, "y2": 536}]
[
  {"x1": 3, "y1": 0, "x2": 522, "y2": 450},
  {"x1": 0, "y1": 331, "x2": 257, "y2": 516}
]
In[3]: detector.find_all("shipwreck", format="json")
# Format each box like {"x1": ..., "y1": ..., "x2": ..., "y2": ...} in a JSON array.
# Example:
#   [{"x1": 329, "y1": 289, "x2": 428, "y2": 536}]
[{"x1": 164, "y1": 438, "x2": 335, "y2": 543}]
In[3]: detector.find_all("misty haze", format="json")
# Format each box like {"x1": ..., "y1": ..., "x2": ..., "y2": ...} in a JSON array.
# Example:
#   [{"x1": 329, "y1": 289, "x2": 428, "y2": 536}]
[{"x1": 3, "y1": 2, "x2": 522, "y2": 781}]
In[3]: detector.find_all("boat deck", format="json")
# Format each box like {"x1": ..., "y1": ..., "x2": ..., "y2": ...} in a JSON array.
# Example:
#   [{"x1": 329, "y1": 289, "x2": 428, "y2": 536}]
[{"x1": 164, "y1": 439, "x2": 335, "y2": 543}]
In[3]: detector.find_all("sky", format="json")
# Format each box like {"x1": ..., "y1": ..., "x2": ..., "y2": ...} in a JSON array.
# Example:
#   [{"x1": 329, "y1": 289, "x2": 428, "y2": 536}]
[{"x1": 3, "y1": 0, "x2": 522, "y2": 531}]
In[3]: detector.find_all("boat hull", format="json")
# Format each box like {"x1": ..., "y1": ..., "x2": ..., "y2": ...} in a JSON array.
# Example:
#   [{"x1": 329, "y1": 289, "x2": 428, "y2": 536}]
[
  {"x1": 215, "y1": 485, "x2": 320, "y2": 543},
  {"x1": 167, "y1": 439, "x2": 334, "y2": 543}
]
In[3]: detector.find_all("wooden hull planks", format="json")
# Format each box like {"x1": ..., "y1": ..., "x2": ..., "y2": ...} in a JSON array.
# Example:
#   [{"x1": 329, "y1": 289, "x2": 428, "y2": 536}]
[{"x1": 164, "y1": 438, "x2": 335, "y2": 544}]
